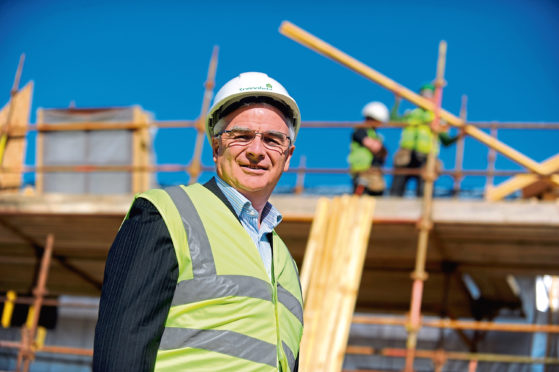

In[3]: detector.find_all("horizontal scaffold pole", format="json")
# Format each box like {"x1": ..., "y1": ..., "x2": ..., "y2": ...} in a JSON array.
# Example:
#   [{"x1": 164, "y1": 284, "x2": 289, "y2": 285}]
[{"x1": 352, "y1": 314, "x2": 559, "y2": 333}]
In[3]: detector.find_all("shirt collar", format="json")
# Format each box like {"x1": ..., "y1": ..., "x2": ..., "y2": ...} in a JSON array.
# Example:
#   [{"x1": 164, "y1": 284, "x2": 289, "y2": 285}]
[{"x1": 214, "y1": 176, "x2": 283, "y2": 229}]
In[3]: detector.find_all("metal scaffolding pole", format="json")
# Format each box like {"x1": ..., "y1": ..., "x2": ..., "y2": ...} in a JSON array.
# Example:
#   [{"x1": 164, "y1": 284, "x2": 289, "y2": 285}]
[
  {"x1": 15, "y1": 234, "x2": 54, "y2": 372},
  {"x1": 404, "y1": 40, "x2": 448, "y2": 372},
  {"x1": 352, "y1": 314, "x2": 559, "y2": 333},
  {"x1": 188, "y1": 45, "x2": 219, "y2": 184},
  {"x1": 453, "y1": 95, "x2": 467, "y2": 196}
]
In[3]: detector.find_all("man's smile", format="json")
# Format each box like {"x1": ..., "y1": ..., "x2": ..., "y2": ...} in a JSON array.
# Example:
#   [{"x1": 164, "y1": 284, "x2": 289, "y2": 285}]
[{"x1": 240, "y1": 163, "x2": 268, "y2": 171}]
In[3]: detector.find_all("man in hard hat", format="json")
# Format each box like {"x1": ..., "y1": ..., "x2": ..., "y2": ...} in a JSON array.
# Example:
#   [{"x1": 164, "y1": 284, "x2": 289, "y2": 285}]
[
  {"x1": 389, "y1": 83, "x2": 460, "y2": 197},
  {"x1": 348, "y1": 101, "x2": 389, "y2": 195},
  {"x1": 94, "y1": 72, "x2": 303, "y2": 372}
]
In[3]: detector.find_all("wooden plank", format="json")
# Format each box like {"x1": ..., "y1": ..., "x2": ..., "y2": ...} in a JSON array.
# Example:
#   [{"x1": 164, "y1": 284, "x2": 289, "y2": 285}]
[
  {"x1": 486, "y1": 153, "x2": 559, "y2": 201},
  {"x1": 330, "y1": 196, "x2": 375, "y2": 371},
  {"x1": 313, "y1": 197, "x2": 348, "y2": 370},
  {"x1": 299, "y1": 197, "x2": 329, "y2": 300},
  {"x1": 0, "y1": 82, "x2": 33, "y2": 190},
  {"x1": 300, "y1": 195, "x2": 375, "y2": 371},
  {"x1": 300, "y1": 197, "x2": 339, "y2": 371},
  {"x1": 132, "y1": 106, "x2": 144, "y2": 194}
]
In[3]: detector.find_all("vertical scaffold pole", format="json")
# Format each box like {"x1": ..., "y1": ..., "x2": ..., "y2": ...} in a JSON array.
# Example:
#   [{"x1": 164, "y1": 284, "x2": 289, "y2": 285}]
[
  {"x1": 17, "y1": 234, "x2": 54, "y2": 372},
  {"x1": 188, "y1": 46, "x2": 219, "y2": 184},
  {"x1": 453, "y1": 95, "x2": 467, "y2": 197},
  {"x1": 485, "y1": 123, "x2": 498, "y2": 195},
  {"x1": 468, "y1": 359, "x2": 478, "y2": 372},
  {"x1": 295, "y1": 155, "x2": 306, "y2": 194},
  {"x1": 405, "y1": 40, "x2": 447, "y2": 372}
]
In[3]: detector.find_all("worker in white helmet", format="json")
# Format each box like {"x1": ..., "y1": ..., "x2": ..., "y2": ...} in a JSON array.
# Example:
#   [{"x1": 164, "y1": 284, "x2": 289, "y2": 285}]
[
  {"x1": 94, "y1": 72, "x2": 303, "y2": 372},
  {"x1": 347, "y1": 101, "x2": 389, "y2": 195}
]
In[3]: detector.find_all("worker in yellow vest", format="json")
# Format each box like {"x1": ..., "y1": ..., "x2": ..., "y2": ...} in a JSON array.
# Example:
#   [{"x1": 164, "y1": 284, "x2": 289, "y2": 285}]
[
  {"x1": 389, "y1": 83, "x2": 460, "y2": 196},
  {"x1": 94, "y1": 72, "x2": 304, "y2": 372},
  {"x1": 347, "y1": 101, "x2": 389, "y2": 195}
]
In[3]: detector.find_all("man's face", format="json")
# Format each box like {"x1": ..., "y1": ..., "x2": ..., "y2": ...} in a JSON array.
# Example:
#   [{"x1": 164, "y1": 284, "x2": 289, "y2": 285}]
[{"x1": 212, "y1": 103, "x2": 295, "y2": 201}]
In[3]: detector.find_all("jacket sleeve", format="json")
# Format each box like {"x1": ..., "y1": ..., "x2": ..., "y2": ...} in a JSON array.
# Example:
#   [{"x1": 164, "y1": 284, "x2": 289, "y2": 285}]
[
  {"x1": 93, "y1": 197, "x2": 178, "y2": 372},
  {"x1": 351, "y1": 128, "x2": 369, "y2": 144}
]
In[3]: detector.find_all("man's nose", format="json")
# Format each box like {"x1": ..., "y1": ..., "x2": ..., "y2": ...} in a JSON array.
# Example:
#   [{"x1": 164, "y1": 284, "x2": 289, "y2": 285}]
[{"x1": 245, "y1": 134, "x2": 266, "y2": 159}]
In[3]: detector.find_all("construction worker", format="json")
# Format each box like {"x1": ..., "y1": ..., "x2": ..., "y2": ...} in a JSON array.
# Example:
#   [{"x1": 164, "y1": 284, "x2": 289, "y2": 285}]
[
  {"x1": 348, "y1": 101, "x2": 389, "y2": 195},
  {"x1": 94, "y1": 72, "x2": 303, "y2": 372},
  {"x1": 389, "y1": 83, "x2": 460, "y2": 197}
]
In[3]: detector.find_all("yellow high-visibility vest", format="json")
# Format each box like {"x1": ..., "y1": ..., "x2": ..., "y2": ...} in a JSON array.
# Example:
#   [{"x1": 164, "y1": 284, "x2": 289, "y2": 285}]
[
  {"x1": 348, "y1": 128, "x2": 382, "y2": 172},
  {"x1": 135, "y1": 184, "x2": 303, "y2": 372},
  {"x1": 400, "y1": 108, "x2": 438, "y2": 155}
]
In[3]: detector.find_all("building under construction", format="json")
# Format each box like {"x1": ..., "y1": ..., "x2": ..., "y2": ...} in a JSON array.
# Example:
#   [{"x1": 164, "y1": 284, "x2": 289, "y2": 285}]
[{"x1": 1, "y1": 22, "x2": 559, "y2": 372}]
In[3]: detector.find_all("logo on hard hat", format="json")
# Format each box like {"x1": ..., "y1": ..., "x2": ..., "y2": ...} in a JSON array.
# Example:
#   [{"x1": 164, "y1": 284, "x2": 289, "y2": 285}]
[{"x1": 239, "y1": 84, "x2": 273, "y2": 92}]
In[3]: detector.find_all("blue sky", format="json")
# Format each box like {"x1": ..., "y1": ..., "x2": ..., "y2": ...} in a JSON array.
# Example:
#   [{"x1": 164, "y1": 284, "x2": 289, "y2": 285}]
[{"x1": 1, "y1": 0, "x2": 558, "y2": 193}]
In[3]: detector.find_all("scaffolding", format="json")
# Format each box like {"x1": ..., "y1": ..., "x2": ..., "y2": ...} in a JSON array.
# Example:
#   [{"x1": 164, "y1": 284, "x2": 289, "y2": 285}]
[
  {"x1": 0, "y1": 31, "x2": 558, "y2": 371},
  {"x1": 278, "y1": 20, "x2": 559, "y2": 371}
]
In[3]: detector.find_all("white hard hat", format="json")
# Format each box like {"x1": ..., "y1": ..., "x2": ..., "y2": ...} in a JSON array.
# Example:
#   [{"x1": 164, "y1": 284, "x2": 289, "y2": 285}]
[
  {"x1": 361, "y1": 101, "x2": 389, "y2": 123},
  {"x1": 206, "y1": 72, "x2": 301, "y2": 143}
]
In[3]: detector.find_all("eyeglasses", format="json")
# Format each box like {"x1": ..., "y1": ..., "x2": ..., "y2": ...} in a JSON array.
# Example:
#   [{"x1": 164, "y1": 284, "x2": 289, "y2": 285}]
[{"x1": 217, "y1": 128, "x2": 292, "y2": 152}]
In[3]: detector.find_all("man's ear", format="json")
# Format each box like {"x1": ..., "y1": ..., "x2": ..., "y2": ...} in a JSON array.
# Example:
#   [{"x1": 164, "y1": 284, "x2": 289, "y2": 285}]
[
  {"x1": 212, "y1": 137, "x2": 220, "y2": 162},
  {"x1": 283, "y1": 145, "x2": 295, "y2": 172}
]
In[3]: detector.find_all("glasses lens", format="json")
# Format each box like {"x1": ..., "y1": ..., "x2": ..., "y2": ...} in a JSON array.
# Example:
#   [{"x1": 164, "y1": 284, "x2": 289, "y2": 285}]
[
  {"x1": 261, "y1": 132, "x2": 289, "y2": 149},
  {"x1": 223, "y1": 129, "x2": 290, "y2": 151},
  {"x1": 227, "y1": 129, "x2": 255, "y2": 143}
]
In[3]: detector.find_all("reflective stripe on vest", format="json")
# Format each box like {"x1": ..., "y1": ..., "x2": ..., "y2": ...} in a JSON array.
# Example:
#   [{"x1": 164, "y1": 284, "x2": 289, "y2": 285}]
[
  {"x1": 159, "y1": 328, "x2": 277, "y2": 367},
  {"x1": 140, "y1": 184, "x2": 303, "y2": 372}
]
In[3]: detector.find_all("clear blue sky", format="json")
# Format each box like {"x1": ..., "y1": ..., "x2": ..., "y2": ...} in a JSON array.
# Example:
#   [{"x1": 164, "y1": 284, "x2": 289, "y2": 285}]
[{"x1": 1, "y1": 0, "x2": 558, "y2": 193}]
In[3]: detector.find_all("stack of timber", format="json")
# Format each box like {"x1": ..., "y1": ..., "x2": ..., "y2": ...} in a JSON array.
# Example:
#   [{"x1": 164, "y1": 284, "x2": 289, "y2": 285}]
[{"x1": 299, "y1": 195, "x2": 376, "y2": 371}]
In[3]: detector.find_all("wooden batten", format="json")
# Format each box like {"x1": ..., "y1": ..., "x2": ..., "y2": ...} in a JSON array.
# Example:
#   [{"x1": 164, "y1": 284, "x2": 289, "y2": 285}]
[
  {"x1": 330, "y1": 197, "x2": 375, "y2": 371},
  {"x1": 299, "y1": 197, "x2": 330, "y2": 300},
  {"x1": 132, "y1": 105, "x2": 152, "y2": 194},
  {"x1": 314, "y1": 196, "x2": 348, "y2": 370},
  {"x1": 300, "y1": 195, "x2": 376, "y2": 372},
  {"x1": 486, "y1": 153, "x2": 559, "y2": 201},
  {"x1": 0, "y1": 82, "x2": 33, "y2": 192}
]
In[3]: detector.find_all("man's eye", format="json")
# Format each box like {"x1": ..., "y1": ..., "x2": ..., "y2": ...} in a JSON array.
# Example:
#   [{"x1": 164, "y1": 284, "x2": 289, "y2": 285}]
[
  {"x1": 232, "y1": 132, "x2": 254, "y2": 140},
  {"x1": 263, "y1": 135, "x2": 282, "y2": 146}
]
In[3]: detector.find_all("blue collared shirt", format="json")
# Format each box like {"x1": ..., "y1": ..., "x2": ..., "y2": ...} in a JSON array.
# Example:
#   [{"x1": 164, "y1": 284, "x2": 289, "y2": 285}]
[{"x1": 215, "y1": 176, "x2": 282, "y2": 280}]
